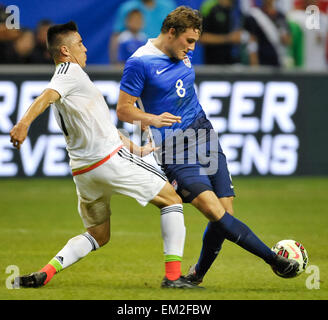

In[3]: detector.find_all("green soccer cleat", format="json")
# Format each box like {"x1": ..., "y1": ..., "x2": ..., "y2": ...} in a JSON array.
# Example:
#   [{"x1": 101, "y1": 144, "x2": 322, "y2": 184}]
[{"x1": 13, "y1": 272, "x2": 47, "y2": 288}]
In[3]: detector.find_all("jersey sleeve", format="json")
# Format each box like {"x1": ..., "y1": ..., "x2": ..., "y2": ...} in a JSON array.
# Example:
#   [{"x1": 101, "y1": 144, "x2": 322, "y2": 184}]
[
  {"x1": 46, "y1": 63, "x2": 79, "y2": 98},
  {"x1": 119, "y1": 56, "x2": 146, "y2": 97}
]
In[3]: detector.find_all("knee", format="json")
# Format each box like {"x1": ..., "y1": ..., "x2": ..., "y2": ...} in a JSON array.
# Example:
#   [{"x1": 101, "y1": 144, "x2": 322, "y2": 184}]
[
  {"x1": 202, "y1": 203, "x2": 225, "y2": 221},
  {"x1": 166, "y1": 192, "x2": 182, "y2": 206},
  {"x1": 194, "y1": 198, "x2": 225, "y2": 221},
  {"x1": 222, "y1": 197, "x2": 234, "y2": 216},
  {"x1": 154, "y1": 182, "x2": 183, "y2": 208},
  {"x1": 191, "y1": 193, "x2": 226, "y2": 221}
]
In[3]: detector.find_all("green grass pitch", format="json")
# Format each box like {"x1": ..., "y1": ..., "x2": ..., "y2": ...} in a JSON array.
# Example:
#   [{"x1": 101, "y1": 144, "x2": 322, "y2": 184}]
[{"x1": 0, "y1": 177, "x2": 327, "y2": 300}]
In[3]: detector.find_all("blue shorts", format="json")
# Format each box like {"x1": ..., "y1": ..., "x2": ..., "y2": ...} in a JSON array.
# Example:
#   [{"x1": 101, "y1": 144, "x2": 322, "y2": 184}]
[{"x1": 161, "y1": 114, "x2": 235, "y2": 203}]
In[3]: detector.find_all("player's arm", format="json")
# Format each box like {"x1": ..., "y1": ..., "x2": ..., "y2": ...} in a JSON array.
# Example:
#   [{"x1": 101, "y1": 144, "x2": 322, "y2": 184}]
[
  {"x1": 201, "y1": 30, "x2": 250, "y2": 45},
  {"x1": 10, "y1": 88, "x2": 60, "y2": 149},
  {"x1": 200, "y1": 32, "x2": 228, "y2": 45},
  {"x1": 116, "y1": 89, "x2": 181, "y2": 128},
  {"x1": 118, "y1": 131, "x2": 158, "y2": 157}
]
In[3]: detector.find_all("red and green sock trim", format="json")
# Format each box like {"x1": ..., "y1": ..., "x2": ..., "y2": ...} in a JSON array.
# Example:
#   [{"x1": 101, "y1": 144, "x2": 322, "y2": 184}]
[
  {"x1": 165, "y1": 255, "x2": 182, "y2": 281},
  {"x1": 39, "y1": 258, "x2": 62, "y2": 285}
]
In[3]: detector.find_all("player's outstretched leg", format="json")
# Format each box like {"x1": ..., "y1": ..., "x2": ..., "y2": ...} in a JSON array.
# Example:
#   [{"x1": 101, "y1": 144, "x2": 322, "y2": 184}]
[
  {"x1": 209, "y1": 212, "x2": 299, "y2": 277},
  {"x1": 186, "y1": 212, "x2": 299, "y2": 283},
  {"x1": 186, "y1": 191, "x2": 299, "y2": 284},
  {"x1": 13, "y1": 230, "x2": 101, "y2": 288}
]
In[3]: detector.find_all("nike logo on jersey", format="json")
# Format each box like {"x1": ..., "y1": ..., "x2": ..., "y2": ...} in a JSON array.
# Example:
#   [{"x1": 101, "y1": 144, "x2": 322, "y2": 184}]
[{"x1": 156, "y1": 67, "x2": 169, "y2": 75}]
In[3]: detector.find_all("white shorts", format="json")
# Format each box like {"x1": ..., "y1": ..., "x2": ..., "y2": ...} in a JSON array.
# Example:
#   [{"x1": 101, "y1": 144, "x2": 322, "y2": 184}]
[{"x1": 73, "y1": 147, "x2": 167, "y2": 228}]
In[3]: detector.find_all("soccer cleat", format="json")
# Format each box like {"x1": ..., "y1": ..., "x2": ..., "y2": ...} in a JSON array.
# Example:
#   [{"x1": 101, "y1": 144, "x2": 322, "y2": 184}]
[
  {"x1": 161, "y1": 276, "x2": 204, "y2": 289},
  {"x1": 271, "y1": 254, "x2": 300, "y2": 278},
  {"x1": 13, "y1": 272, "x2": 47, "y2": 288},
  {"x1": 185, "y1": 264, "x2": 204, "y2": 285}
]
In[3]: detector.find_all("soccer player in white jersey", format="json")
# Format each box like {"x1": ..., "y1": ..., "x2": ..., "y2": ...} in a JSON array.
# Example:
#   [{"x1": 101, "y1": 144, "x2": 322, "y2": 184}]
[
  {"x1": 9, "y1": 21, "x2": 199, "y2": 289},
  {"x1": 117, "y1": 6, "x2": 300, "y2": 285}
]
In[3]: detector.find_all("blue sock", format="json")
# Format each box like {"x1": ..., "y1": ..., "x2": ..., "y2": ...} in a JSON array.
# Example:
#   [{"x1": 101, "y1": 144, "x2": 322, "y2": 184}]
[
  {"x1": 195, "y1": 222, "x2": 225, "y2": 277},
  {"x1": 214, "y1": 212, "x2": 276, "y2": 264}
]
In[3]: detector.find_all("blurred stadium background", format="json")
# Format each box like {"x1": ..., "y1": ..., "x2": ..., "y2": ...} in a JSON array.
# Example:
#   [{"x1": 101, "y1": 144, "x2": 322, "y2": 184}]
[{"x1": 0, "y1": 0, "x2": 327, "y2": 300}]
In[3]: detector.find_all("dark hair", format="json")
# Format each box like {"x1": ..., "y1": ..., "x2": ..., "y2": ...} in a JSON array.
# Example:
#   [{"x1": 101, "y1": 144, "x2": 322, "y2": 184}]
[
  {"x1": 127, "y1": 8, "x2": 142, "y2": 17},
  {"x1": 161, "y1": 6, "x2": 202, "y2": 36},
  {"x1": 46, "y1": 21, "x2": 78, "y2": 58}
]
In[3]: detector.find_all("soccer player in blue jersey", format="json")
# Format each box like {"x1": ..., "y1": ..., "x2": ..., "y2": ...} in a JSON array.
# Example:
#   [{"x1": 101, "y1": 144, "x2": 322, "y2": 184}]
[{"x1": 116, "y1": 6, "x2": 299, "y2": 285}]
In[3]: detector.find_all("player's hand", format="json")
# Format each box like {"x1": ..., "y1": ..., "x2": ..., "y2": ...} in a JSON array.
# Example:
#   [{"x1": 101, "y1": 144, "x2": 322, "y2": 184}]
[
  {"x1": 140, "y1": 141, "x2": 159, "y2": 157},
  {"x1": 227, "y1": 30, "x2": 250, "y2": 44},
  {"x1": 152, "y1": 112, "x2": 181, "y2": 128},
  {"x1": 141, "y1": 124, "x2": 149, "y2": 131},
  {"x1": 10, "y1": 122, "x2": 29, "y2": 150}
]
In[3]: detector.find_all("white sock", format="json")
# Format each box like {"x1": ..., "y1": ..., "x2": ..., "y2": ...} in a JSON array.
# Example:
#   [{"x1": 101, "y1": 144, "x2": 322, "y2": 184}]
[
  {"x1": 160, "y1": 204, "x2": 186, "y2": 259},
  {"x1": 52, "y1": 232, "x2": 99, "y2": 270}
]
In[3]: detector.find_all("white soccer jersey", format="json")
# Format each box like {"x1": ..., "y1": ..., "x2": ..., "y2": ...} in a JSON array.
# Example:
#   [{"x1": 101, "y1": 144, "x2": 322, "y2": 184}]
[{"x1": 47, "y1": 62, "x2": 122, "y2": 170}]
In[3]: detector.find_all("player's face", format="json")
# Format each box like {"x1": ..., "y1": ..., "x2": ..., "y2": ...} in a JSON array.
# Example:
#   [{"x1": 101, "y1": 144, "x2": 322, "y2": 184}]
[
  {"x1": 67, "y1": 32, "x2": 87, "y2": 67},
  {"x1": 169, "y1": 28, "x2": 200, "y2": 60}
]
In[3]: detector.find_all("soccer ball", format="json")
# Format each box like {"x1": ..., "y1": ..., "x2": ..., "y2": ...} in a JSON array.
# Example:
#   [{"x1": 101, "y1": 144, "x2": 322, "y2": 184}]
[{"x1": 271, "y1": 239, "x2": 308, "y2": 278}]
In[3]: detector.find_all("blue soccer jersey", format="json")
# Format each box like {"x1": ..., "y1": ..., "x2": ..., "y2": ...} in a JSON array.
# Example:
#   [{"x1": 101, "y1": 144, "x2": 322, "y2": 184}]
[{"x1": 120, "y1": 39, "x2": 203, "y2": 146}]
